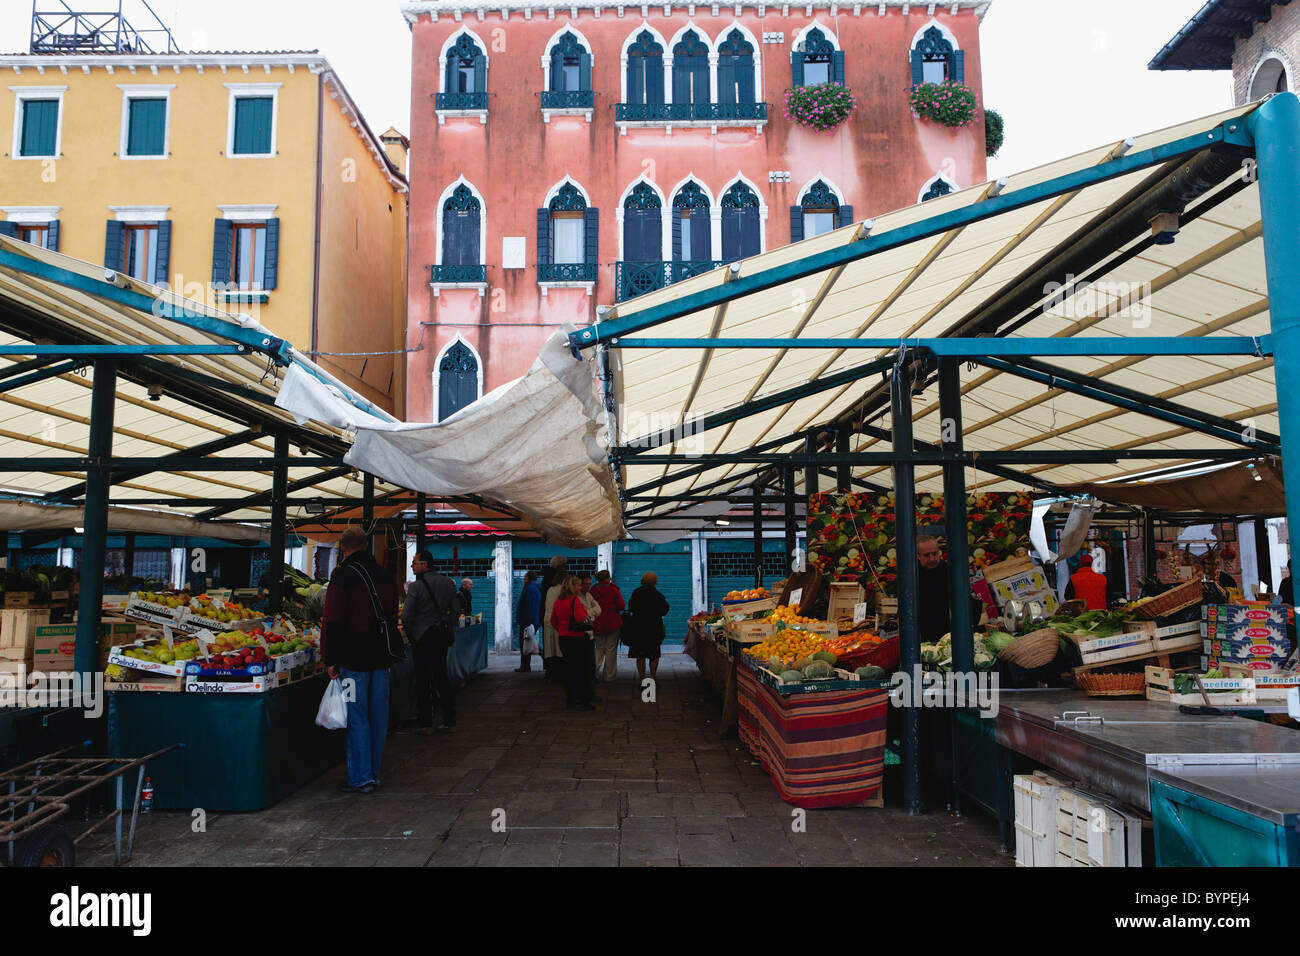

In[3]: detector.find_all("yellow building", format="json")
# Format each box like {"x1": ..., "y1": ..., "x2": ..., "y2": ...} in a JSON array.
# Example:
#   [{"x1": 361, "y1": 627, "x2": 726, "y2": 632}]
[{"x1": 0, "y1": 51, "x2": 408, "y2": 415}]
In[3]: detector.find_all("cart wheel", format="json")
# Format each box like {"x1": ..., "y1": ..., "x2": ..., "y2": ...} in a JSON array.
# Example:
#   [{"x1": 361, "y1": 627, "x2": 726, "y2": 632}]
[{"x1": 15, "y1": 825, "x2": 75, "y2": 868}]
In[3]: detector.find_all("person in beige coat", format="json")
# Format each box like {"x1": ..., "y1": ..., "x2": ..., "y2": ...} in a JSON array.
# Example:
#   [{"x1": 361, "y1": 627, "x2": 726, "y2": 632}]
[{"x1": 540, "y1": 555, "x2": 567, "y2": 682}]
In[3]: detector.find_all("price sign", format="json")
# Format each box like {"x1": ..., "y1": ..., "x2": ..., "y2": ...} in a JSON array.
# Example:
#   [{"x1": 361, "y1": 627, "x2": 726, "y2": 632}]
[
  {"x1": 285, "y1": 619, "x2": 297, "y2": 634},
  {"x1": 789, "y1": 588, "x2": 803, "y2": 608},
  {"x1": 853, "y1": 602, "x2": 868, "y2": 624}
]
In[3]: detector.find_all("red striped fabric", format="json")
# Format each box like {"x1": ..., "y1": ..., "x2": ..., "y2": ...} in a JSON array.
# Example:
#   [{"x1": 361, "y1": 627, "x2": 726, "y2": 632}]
[{"x1": 737, "y1": 666, "x2": 888, "y2": 809}]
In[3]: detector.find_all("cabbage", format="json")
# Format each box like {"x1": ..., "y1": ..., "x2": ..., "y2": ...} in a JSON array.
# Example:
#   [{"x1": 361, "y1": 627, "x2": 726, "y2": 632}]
[{"x1": 984, "y1": 631, "x2": 1016, "y2": 654}]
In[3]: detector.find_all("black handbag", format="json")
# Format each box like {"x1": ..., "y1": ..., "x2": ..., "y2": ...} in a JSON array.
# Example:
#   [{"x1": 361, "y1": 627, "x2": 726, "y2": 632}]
[{"x1": 570, "y1": 597, "x2": 595, "y2": 633}]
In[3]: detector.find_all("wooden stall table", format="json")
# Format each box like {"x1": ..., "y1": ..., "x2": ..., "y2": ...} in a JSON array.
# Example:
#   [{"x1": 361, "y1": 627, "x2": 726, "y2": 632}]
[{"x1": 684, "y1": 624, "x2": 739, "y2": 736}]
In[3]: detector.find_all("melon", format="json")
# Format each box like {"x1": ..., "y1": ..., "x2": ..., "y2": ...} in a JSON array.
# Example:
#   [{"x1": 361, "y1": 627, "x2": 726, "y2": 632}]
[
  {"x1": 811, "y1": 650, "x2": 838, "y2": 666},
  {"x1": 856, "y1": 665, "x2": 887, "y2": 680},
  {"x1": 802, "y1": 660, "x2": 833, "y2": 680},
  {"x1": 779, "y1": 670, "x2": 804, "y2": 685}
]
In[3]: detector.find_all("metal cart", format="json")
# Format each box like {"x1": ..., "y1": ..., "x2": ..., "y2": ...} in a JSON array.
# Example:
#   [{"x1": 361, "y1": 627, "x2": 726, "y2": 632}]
[{"x1": 1, "y1": 741, "x2": 180, "y2": 867}]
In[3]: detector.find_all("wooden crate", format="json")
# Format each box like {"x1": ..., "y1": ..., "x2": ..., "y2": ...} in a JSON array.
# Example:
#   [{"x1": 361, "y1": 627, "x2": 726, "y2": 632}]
[
  {"x1": 721, "y1": 596, "x2": 777, "y2": 618},
  {"x1": 826, "y1": 583, "x2": 865, "y2": 622},
  {"x1": 981, "y1": 554, "x2": 1036, "y2": 584},
  {"x1": 782, "y1": 620, "x2": 838, "y2": 639},
  {"x1": 727, "y1": 618, "x2": 775, "y2": 642},
  {"x1": 0, "y1": 608, "x2": 51, "y2": 653},
  {"x1": 1145, "y1": 665, "x2": 1256, "y2": 705},
  {"x1": 4, "y1": 591, "x2": 36, "y2": 608},
  {"x1": 876, "y1": 594, "x2": 899, "y2": 617}
]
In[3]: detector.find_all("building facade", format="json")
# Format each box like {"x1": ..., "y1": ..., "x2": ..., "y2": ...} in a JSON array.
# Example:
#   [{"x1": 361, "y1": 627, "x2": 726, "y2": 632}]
[
  {"x1": 0, "y1": 51, "x2": 410, "y2": 414},
  {"x1": 402, "y1": 0, "x2": 991, "y2": 425}
]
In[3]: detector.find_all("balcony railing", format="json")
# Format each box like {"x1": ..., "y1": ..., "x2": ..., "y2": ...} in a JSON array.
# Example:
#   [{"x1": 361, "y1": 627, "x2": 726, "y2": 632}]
[
  {"x1": 431, "y1": 264, "x2": 487, "y2": 284},
  {"x1": 541, "y1": 90, "x2": 595, "y2": 109},
  {"x1": 538, "y1": 262, "x2": 597, "y2": 283},
  {"x1": 436, "y1": 91, "x2": 489, "y2": 111},
  {"x1": 615, "y1": 260, "x2": 723, "y2": 302},
  {"x1": 614, "y1": 101, "x2": 768, "y2": 123}
]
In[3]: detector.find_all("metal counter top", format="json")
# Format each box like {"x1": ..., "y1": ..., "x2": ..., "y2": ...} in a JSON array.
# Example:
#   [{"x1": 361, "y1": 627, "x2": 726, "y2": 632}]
[{"x1": 1149, "y1": 766, "x2": 1300, "y2": 826}]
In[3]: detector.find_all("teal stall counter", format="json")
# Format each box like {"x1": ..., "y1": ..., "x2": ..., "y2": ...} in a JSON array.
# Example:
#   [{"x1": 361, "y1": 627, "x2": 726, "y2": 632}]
[
  {"x1": 1151, "y1": 768, "x2": 1300, "y2": 867},
  {"x1": 107, "y1": 675, "x2": 342, "y2": 812},
  {"x1": 448, "y1": 622, "x2": 491, "y2": 687}
]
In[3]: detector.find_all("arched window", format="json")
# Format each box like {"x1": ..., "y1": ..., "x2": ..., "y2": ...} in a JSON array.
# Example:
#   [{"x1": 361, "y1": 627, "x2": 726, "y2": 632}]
[
  {"x1": 436, "y1": 183, "x2": 484, "y2": 282},
  {"x1": 440, "y1": 33, "x2": 488, "y2": 109},
  {"x1": 791, "y1": 179, "x2": 851, "y2": 242},
  {"x1": 537, "y1": 182, "x2": 599, "y2": 282},
  {"x1": 544, "y1": 31, "x2": 593, "y2": 108},
  {"x1": 625, "y1": 30, "x2": 665, "y2": 108},
  {"x1": 720, "y1": 181, "x2": 761, "y2": 262},
  {"x1": 718, "y1": 29, "x2": 757, "y2": 107},
  {"x1": 920, "y1": 176, "x2": 954, "y2": 202},
  {"x1": 1250, "y1": 56, "x2": 1289, "y2": 101},
  {"x1": 618, "y1": 182, "x2": 665, "y2": 300},
  {"x1": 672, "y1": 181, "x2": 712, "y2": 268},
  {"x1": 672, "y1": 30, "x2": 711, "y2": 116},
  {"x1": 792, "y1": 27, "x2": 842, "y2": 87},
  {"x1": 437, "y1": 340, "x2": 480, "y2": 422},
  {"x1": 911, "y1": 25, "x2": 964, "y2": 86}
]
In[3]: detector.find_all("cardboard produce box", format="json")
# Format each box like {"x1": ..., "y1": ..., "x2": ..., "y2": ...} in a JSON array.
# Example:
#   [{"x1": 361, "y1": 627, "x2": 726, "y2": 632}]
[
  {"x1": 32, "y1": 625, "x2": 77, "y2": 672},
  {"x1": 1202, "y1": 654, "x2": 1283, "y2": 673}
]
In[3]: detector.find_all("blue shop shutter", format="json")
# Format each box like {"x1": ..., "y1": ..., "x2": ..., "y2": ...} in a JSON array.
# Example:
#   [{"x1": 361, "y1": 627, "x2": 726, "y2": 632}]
[
  {"x1": 910, "y1": 50, "x2": 924, "y2": 87},
  {"x1": 645, "y1": 56, "x2": 665, "y2": 105},
  {"x1": 691, "y1": 209, "x2": 711, "y2": 260},
  {"x1": 670, "y1": 212, "x2": 682, "y2": 260},
  {"x1": 154, "y1": 220, "x2": 172, "y2": 285},
  {"x1": 211, "y1": 218, "x2": 233, "y2": 284},
  {"x1": 832, "y1": 50, "x2": 845, "y2": 85},
  {"x1": 104, "y1": 220, "x2": 125, "y2": 270},
  {"x1": 263, "y1": 218, "x2": 280, "y2": 290},
  {"x1": 952, "y1": 50, "x2": 965, "y2": 84},
  {"x1": 791, "y1": 52, "x2": 804, "y2": 88},
  {"x1": 836, "y1": 205, "x2": 854, "y2": 228},
  {"x1": 583, "y1": 208, "x2": 599, "y2": 264},
  {"x1": 45, "y1": 220, "x2": 59, "y2": 251},
  {"x1": 0, "y1": 222, "x2": 17, "y2": 239},
  {"x1": 578, "y1": 53, "x2": 592, "y2": 90},
  {"x1": 536, "y1": 209, "x2": 552, "y2": 266},
  {"x1": 789, "y1": 206, "x2": 803, "y2": 243}
]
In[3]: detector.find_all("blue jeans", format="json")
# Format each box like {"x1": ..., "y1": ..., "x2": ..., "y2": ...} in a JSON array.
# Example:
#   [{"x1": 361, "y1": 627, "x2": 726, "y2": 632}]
[{"x1": 340, "y1": 667, "x2": 390, "y2": 787}]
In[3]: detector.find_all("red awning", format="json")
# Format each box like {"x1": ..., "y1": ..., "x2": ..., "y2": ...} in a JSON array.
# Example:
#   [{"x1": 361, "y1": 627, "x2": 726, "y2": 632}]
[{"x1": 423, "y1": 523, "x2": 512, "y2": 537}]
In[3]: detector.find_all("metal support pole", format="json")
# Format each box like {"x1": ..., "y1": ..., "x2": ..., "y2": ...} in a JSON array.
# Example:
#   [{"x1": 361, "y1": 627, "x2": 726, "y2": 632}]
[
  {"x1": 1249, "y1": 94, "x2": 1300, "y2": 565},
  {"x1": 940, "y1": 358, "x2": 973, "y2": 675},
  {"x1": 752, "y1": 483, "x2": 764, "y2": 589},
  {"x1": 416, "y1": 493, "x2": 427, "y2": 553},
  {"x1": 1254, "y1": 518, "x2": 1273, "y2": 593},
  {"x1": 74, "y1": 358, "x2": 115, "y2": 677},
  {"x1": 892, "y1": 358, "x2": 923, "y2": 815},
  {"x1": 1142, "y1": 510, "x2": 1157, "y2": 582},
  {"x1": 267, "y1": 432, "x2": 288, "y2": 613},
  {"x1": 804, "y1": 433, "x2": 820, "y2": 500},
  {"x1": 784, "y1": 465, "x2": 797, "y2": 572},
  {"x1": 363, "y1": 473, "x2": 375, "y2": 529},
  {"x1": 835, "y1": 427, "x2": 851, "y2": 491},
  {"x1": 123, "y1": 532, "x2": 136, "y2": 581}
]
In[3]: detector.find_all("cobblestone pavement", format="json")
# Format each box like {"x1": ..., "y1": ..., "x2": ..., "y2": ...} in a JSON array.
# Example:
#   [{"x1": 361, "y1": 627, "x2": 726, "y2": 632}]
[{"x1": 80, "y1": 651, "x2": 1012, "y2": 867}]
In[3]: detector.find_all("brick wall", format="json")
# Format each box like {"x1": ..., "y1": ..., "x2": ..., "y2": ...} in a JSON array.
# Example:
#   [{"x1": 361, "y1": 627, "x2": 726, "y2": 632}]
[
  {"x1": 1232, "y1": 2, "x2": 1300, "y2": 103},
  {"x1": 1122, "y1": 522, "x2": 1244, "y2": 599}
]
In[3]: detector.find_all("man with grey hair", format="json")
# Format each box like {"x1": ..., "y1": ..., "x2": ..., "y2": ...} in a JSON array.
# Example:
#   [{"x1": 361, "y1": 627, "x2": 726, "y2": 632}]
[
  {"x1": 916, "y1": 534, "x2": 952, "y2": 643},
  {"x1": 458, "y1": 577, "x2": 473, "y2": 618},
  {"x1": 322, "y1": 526, "x2": 401, "y2": 794}
]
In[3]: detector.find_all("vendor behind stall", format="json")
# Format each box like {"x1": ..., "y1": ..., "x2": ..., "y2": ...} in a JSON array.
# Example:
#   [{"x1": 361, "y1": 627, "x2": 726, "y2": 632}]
[
  {"x1": 1065, "y1": 554, "x2": 1108, "y2": 610},
  {"x1": 916, "y1": 535, "x2": 951, "y2": 643}
]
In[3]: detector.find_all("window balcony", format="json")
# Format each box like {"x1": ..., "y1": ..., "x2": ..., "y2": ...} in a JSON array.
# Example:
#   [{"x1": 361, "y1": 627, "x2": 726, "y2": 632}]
[
  {"x1": 429, "y1": 263, "x2": 487, "y2": 296},
  {"x1": 614, "y1": 101, "x2": 767, "y2": 133},
  {"x1": 541, "y1": 90, "x2": 594, "y2": 109},
  {"x1": 538, "y1": 262, "x2": 596, "y2": 282},
  {"x1": 435, "y1": 91, "x2": 489, "y2": 124},
  {"x1": 615, "y1": 259, "x2": 723, "y2": 302}
]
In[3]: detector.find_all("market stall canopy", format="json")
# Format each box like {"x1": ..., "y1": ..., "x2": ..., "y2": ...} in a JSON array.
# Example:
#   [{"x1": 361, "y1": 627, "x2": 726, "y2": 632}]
[
  {"x1": 1063, "y1": 458, "x2": 1285, "y2": 516},
  {"x1": 0, "y1": 497, "x2": 266, "y2": 542},
  {"x1": 580, "y1": 101, "x2": 1279, "y2": 531}
]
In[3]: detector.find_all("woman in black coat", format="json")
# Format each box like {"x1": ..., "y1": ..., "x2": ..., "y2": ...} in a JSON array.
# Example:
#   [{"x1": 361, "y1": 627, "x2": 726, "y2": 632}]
[{"x1": 624, "y1": 571, "x2": 670, "y2": 682}]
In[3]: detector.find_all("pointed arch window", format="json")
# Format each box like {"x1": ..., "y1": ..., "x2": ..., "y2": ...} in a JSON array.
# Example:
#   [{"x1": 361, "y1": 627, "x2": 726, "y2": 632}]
[
  {"x1": 537, "y1": 183, "x2": 599, "y2": 283},
  {"x1": 718, "y1": 29, "x2": 757, "y2": 107},
  {"x1": 921, "y1": 177, "x2": 953, "y2": 202},
  {"x1": 790, "y1": 180, "x2": 852, "y2": 242},
  {"x1": 544, "y1": 32, "x2": 594, "y2": 109},
  {"x1": 672, "y1": 31, "x2": 711, "y2": 114},
  {"x1": 438, "y1": 341, "x2": 480, "y2": 422},
  {"x1": 617, "y1": 182, "x2": 665, "y2": 300},
  {"x1": 672, "y1": 181, "x2": 712, "y2": 266},
  {"x1": 911, "y1": 26, "x2": 964, "y2": 86},
  {"x1": 720, "y1": 181, "x2": 761, "y2": 262},
  {"x1": 625, "y1": 31, "x2": 666, "y2": 108},
  {"x1": 433, "y1": 184, "x2": 486, "y2": 284},
  {"x1": 792, "y1": 27, "x2": 843, "y2": 87},
  {"x1": 439, "y1": 34, "x2": 488, "y2": 111}
]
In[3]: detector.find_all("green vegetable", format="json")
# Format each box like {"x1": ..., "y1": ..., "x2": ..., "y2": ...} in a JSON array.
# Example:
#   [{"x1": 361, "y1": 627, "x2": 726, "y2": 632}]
[
  {"x1": 811, "y1": 651, "x2": 838, "y2": 667},
  {"x1": 779, "y1": 669, "x2": 805, "y2": 685},
  {"x1": 802, "y1": 660, "x2": 833, "y2": 679},
  {"x1": 984, "y1": 631, "x2": 1016, "y2": 654},
  {"x1": 856, "y1": 665, "x2": 887, "y2": 680}
]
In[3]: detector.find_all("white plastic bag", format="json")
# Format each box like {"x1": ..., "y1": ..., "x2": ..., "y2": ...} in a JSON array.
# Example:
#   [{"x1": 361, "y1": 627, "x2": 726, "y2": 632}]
[
  {"x1": 315, "y1": 677, "x2": 348, "y2": 730},
  {"x1": 521, "y1": 624, "x2": 539, "y2": 655}
]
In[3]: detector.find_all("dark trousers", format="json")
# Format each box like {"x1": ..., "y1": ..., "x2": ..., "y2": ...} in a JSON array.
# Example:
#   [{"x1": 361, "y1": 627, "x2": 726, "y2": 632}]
[
  {"x1": 559, "y1": 635, "x2": 593, "y2": 706},
  {"x1": 413, "y1": 629, "x2": 455, "y2": 727}
]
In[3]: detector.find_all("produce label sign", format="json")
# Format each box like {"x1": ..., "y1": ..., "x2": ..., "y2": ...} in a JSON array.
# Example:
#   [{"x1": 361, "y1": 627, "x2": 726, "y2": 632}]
[{"x1": 806, "y1": 490, "x2": 1033, "y2": 598}]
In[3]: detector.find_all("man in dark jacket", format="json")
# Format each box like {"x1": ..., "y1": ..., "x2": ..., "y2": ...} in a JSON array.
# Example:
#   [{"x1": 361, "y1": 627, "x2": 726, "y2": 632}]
[
  {"x1": 402, "y1": 549, "x2": 461, "y2": 733},
  {"x1": 322, "y1": 527, "x2": 401, "y2": 794},
  {"x1": 515, "y1": 570, "x2": 543, "y2": 672},
  {"x1": 916, "y1": 535, "x2": 952, "y2": 643},
  {"x1": 458, "y1": 578, "x2": 474, "y2": 618}
]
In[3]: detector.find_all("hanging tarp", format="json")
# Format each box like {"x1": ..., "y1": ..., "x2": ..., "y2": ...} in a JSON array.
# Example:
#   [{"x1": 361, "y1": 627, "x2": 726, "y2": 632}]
[
  {"x1": 1063, "y1": 458, "x2": 1285, "y2": 516},
  {"x1": 276, "y1": 331, "x2": 623, "y2": 548},
  {"x1": 0, "y1": 499, "x2": 266, "y2": 542}
]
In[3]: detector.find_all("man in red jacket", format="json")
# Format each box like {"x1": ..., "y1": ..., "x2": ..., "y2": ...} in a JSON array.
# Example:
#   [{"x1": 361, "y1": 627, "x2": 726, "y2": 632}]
[
  {"x1": 1065, "y1": 554, "x2": 1108, "y2": 611},
  {"x1": 590, "y1": 570, "x2": 625, "y2": 683}
]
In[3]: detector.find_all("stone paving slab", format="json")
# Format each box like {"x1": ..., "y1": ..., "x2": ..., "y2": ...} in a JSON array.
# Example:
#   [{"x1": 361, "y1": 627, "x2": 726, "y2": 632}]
[{"x1": 78, "y1": 651, "x2": 1011, "y2": 867}]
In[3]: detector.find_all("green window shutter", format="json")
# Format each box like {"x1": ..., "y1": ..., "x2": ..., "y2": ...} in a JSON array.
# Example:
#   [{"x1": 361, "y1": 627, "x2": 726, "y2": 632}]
[
  {"x1": 536, "y1": 209, "x2": 552, "y2": 267},
  {"x1": 0, "y1": 223, "x2": 17, "y2": 239},
  {"x1": 20, "y1": 99, "x2": 59, "y2": 157},
  {"x1": 45, "y1": 220, "x2": 59, "y2": 251},
  {"x1": 579, "y1": 53, "x2": 592, "y2": 91},
  {"x1": 212, "y1": 219, "x2": 233, "y2": 284},
  {"x1": 232, "y1": 97, "x2": 273, "y2": 155},
  {"x1": 126, "y1": 98, "x2": 167, "y2": 156},
  {"x1": 104, "y1": 221, "x2": 125, "y2": 270},
  {"x1": 791, "y1": 53, "x2": 804, "y2": 88},
  {"x1": 584, "y1": 208, "x2": 599, "y2": 265},
  {"x1": 952, "y1": 50, "x2": 965, "y2": 84},
  {"x1": 550, "y1": 51, "x2": 564, "y2": 91},
  {"x1": 832, "y1": 51, "x2": 845, "y2": 84},
  {"x1": 910, "y1": 50, "x2": 924, "y2": 87},
  {"x1": 473, "y1": 57, "x2": 487, "y2": 98},
  {"x1": 262, "y1": 218, "x2": 280, "y2": 290},
  {"x1": 789, "y1": 206, "x2": 803, "y2": 243},
  {"x1": 154, "y1": 220, "x2": 172, "y2": 285}
]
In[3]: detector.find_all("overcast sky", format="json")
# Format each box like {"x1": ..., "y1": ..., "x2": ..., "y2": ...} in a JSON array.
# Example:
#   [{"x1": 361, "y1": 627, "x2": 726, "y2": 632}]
[{"x1": 3, "y1": 0, "x2": 1234, "y2": 178}]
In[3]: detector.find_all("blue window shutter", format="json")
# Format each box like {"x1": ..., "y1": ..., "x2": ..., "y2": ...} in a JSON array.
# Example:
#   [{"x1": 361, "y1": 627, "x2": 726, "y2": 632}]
[
  {"x1": 583, "y1": 208, "x2": 599, "y2": 265},
  {"x1": 910, "y1": 50, "x2": 924, "y2": 87},
  {"x1": 536, "y1": 209, "x2": 552, "y2": 266},
  {"x1": 104, "y1": 220, "x2": 125, "y2": 270},
  {"x1": 791, "y1": 52, "x2": 804, "y2": 88},
  {"x1": 836, "y1": 205, "x2": 854, "y2": 228},
  {"x1": 21, "y1": 99, "x2": 59, "y2": 156},
  {"x1": 550, "y1": 51, "x2": 564, "y2": 91},
  {"x1": 263, "y1": 218, "x2": 280, "y2": 290},
  {"x1": 671, "y1": 212, "x2": 682, "y2": 260},
  {"x1": 127, "y1": 98, "x2": 166, "y2": 156},
  {"x1": 154, "y1": 220, "x2": 172, "y2": 285},
  {"x1": 672, "y1": 61, "x2": 690, "y2": 105},
  {"x1": 739, "y1": 207, "x2": 760, "y2": 258},
  {"x1": 832, "y1": 50, "x2": 845, "y2": 84},
  {"x1": 645, "y1": 57, "x2": 664, "y2": 105},
  {"x1": 789, "y1": 206, "x2": 803, "y2": 243},
  {"x1": 445, "y1": 56, "x2": 457, "y2": 93},
  {"x1": 736, "y1": 57, "x2": 755, "y2": 103},
  {"x1": 45, "y1": 220, "x2": 59, "y2": 251},
  {"x1": 0, "y1": 222, "x2": 17, "y2": 239},
  {"x1": 579, "y1": 53, "x2": 592, "y2": 90},
  {"x1": 952, "y1": 50, "x2": 965, "y2": 84},
  {"x1": 212, "y1": 219, "x2": 233, "y2": 284},
  {"x1": 474, "y1": 57, "x2": 487, "y2": 97},
  {"x1": 717, "y1": 57, "x2": 736, "y2": 105},
  {"x1": 627, "y1": 58, "x2": 643, "y2": 104},
  {"x1": 691, "y1": 209, "x2": 710, "y2": 260},
  {"x1": 721, "y1": 208, "x2": 740, "y2": 262},
  {"x1": 233, "y1": 97, "x2": 273, "y2": 154}
]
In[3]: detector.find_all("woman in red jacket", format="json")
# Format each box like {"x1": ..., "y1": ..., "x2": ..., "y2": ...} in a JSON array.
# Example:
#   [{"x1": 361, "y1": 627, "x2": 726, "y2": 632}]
[
  {"x1": 590, "y1": 570, "x2": 625, "y2": 683},
  {"x1": 551, "y1": 575, "x2": 595, "y2": 711}
]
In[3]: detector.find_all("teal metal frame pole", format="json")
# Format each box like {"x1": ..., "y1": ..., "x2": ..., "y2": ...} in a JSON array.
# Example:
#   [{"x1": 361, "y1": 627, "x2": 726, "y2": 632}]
[
  {"x1": 363, "y1": 473, "x2": 375, "y2": 528},
  {"x1": 1249, "y1": 93, "x2": 1300, "y2": 551},
  {"x1": 892, "y1": 359, "x2": 923, "y2": 815},
  {"x1": 268, "y1": 431, "x2": 288, "y2": 613},
  {"x1": 752, "y1": 483, "x2": 764, "y2": 589},
  {"x1": 74, "y1": 358, "x2": 115, "y2": 677},
  {"x1": 804, "y1": 434, "x2": 820, "y2": 500},
  {"x1": 835, "y1": 428, "x2": 851, "y2": 491},
  {"x1": 940, "y1": 358, "x2": 974, "y2": 675},
  {"x1": 1143, "y1": 510, "x2": 1157, "y2": 582},
  {"x1": 123, "y1": 532, "x2": 136, "y2": 582},
  {"x1": 416, "y1": 493, "x2": 427, "y2": 553}
]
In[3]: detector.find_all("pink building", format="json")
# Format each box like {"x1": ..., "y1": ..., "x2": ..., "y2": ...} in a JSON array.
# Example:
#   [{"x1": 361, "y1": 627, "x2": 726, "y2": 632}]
[{"x1": 402, "y1": 0, "x2": 990, "y2": 423}]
